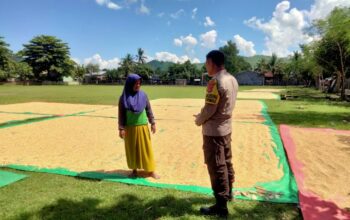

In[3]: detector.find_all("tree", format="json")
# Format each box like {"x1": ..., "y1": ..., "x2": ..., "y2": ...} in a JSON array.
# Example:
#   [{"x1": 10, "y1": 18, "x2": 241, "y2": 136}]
[
  {"x1": 168, "y1": 60, "x2": 201, "y2": 82},
  {"x1": 119, "y1": 54, "x2": 135, "y2": 77},
  {"x1": 219, "y1": 40, "x2": 251, "y2": 74},
  {"x1": 8, "y1": 61, "x2": 33, "y2": 81},
  {"x1": 85, "y1": 63, "x2": 100, "y2": 74},
  {"x1": 255, "y1": 58, "x2": 269, "y2": 73},
  {"x1": 21, "y1": 35, "x2": 72, "y2": 81},
  {"x1": 0, "y1": 36, "x2": 11, "y2": 71},
  {"x1": 136, "y1": 48, "x2": 147, "y2": 64},
  {"x1": 0, "y1": 37, "x2": 13, "y2": 81},
  {"x1": 236, "y1": 57, "x2": 252, "y2": 72},
  {"x1": 134, "y1": 64, "x2": 153, "y2": 80},
  {"x1": 314, "y1": 7, "x2": 350, "y2": 99},
  {"x1": 72, "y1": 63, "x2": 86, "y2": 82},
  {"x1": 267, "y1": 53, "x2": 285, "y2": 85},
  {"x1": 268, "y1": 54, "x2": 279, "y2": 75},
  {"x1": 299, "y1": 44, "x2": 323, "y2": 86},
  {"x1": 219, "y1": 41, "x2": 240, "y2": 74},
  {"x1": 105, "y1": 68, "x2": 121, "y2": 82},
  {"x1": 62, "y1": 59, "x2": 76, "y2": 79},
  {"x1": 284, "y1": 51, "x2": 302, "y2": 84}
]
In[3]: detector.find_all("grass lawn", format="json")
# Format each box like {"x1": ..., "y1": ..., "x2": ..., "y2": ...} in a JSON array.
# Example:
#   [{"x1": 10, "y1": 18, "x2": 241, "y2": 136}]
[
  {"x1": 1, "y1": 84, "x2": 349, "y2": 129},
  {"x1": 0, "y1": 85, "x2": 283, "y2": 105},
  {"x1": 1, "y1": 85, "x2": 349, "y2": 219},
  {"x1": 0, "y1": 167, "x2": 300, "y2": 220},
  {"x1": 266, "y1": 87, "x2": 350, "y2": 130}
]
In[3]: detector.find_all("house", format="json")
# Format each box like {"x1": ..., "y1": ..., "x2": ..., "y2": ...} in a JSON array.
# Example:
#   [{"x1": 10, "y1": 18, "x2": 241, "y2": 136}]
[
  {"x1": 235, "y1": 71, "x2": 264, "y2": 85},
  {"x1": 83, "y1": 71, "x2": 107, "y2": 84},
  {"x1": 264, "y1": 71, "x2": 274, "y2": 85}
]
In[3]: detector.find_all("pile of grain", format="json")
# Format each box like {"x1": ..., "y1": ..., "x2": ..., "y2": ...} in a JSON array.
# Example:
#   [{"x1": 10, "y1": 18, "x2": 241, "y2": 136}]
[
  {"x1": 0, "y1": 99, "x2": 284, "y2": 189},
  {"x1": 288, "y1": 127, "x2": 350, "y2": 209},
  {"x1": 0, "y1": 102, "x2": 111, "y2": 115},
  {"x1": 238, "y1": 92, "x2": 279, "y2": 100},
  {"x1": 0, "y1": 113, "x2": 46, "y2": 125}
]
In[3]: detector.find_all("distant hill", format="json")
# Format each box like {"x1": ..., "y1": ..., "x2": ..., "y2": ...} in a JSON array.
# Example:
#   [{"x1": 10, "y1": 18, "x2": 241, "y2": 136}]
[
  {"x1": 242, "y1": 55, "x2": 272, "y2": 69},
  {"x1": 242, "y1": 55, "x2": 290, "y2": 69}
]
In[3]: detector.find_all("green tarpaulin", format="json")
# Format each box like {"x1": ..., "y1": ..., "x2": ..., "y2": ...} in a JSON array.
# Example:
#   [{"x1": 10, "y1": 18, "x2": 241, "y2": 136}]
[{"x1": 0, "y1": 170, "x2": 27, "y2": 187}]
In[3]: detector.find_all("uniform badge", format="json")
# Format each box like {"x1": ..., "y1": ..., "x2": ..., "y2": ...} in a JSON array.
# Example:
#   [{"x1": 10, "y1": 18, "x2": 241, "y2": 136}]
[{"x1": 206, "y1": 79, "x2": 220, "y2": 104}]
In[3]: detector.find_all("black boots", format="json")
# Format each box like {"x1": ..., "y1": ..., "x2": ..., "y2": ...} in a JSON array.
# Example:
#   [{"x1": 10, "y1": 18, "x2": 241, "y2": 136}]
[
  {"x1": 200, "y1": 201, "x2": 228, "y2": 218},
  {"x1": 229, "y1": 188, "x2": 234, "y2": 201}
]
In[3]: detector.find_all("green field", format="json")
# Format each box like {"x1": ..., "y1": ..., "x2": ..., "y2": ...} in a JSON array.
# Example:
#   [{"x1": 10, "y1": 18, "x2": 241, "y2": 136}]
[
  {"x1": 1, "y1": 85, "x2": 349, "y2": 129},
  {"x1": 1, "y1": 85, "x2": 349, "y2": 219},
  {"x1": 0, "y1": 85, "x2": 269, "y2": 105}
]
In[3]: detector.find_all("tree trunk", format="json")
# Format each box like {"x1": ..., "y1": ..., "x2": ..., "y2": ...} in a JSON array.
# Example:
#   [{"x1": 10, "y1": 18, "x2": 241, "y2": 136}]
[
  {"x1": 337, "y1": 42, "x2": 346, "y2": 100},
  {"x1": 335, "y1": 71, "x2": 341, "y2": 92}
]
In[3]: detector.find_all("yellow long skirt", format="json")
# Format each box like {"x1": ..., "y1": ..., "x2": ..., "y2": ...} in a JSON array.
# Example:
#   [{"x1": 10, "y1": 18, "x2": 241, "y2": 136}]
[{"x1": 124, "y1": 125, "x2": 155, "y2": 172}]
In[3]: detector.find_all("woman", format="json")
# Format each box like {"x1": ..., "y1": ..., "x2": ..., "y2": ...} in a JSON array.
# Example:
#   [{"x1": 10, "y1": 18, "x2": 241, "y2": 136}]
[{"x1": 118, "y1": 73, "x2": 159, "y2": 179}]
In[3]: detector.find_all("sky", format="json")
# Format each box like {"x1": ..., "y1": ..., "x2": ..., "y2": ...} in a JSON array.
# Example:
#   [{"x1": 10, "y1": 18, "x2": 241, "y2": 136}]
[{"x1": 1, "y1": 0, "x2": 350, "y2": 69}]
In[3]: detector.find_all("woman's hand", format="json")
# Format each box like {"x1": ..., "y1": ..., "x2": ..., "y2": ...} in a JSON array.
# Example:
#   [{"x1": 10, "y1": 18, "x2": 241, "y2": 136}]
[
  {"x1": 119, "y1": 129, "x2": 126, "y2": 139},
  {"x1": 151, "y1": 124, "x2": 156, "y2": 134}
]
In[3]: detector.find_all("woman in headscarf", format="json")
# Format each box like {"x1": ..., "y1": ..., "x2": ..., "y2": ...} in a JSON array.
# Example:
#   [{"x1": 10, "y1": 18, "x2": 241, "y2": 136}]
[{"x1": 118, "y1": 73, "x2": 159, "y2": 179}]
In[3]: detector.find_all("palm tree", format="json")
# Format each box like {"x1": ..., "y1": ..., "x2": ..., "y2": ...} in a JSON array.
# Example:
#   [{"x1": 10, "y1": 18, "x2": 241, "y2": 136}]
[
  {"x1": 0, "y1": 36, "x2": 11, "y2": 70},
  {"x1": 268, "y1": 53, "x2": 286, "y2": 85},
  {"x1": 256, "y1": 58, "x2": 268, "y2": 73},
  {"x1": 136, "y1": 48, "x2": 147, "y2": 64},
  {"x1": 291, "y1": 51, "x2": 301, "y2": 80},
  {"x1": 268, "y1": 53, "x2": 278, "y2": 75},
  {"x1": 120, "y1": 54, "x2": 135, "y2": 77}
]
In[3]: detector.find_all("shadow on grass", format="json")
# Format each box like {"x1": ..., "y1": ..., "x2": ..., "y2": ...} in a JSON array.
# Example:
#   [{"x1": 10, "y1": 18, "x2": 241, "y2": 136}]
[
  {"x1": 75, "y1": 170, "x2": 129, "y2": 181},
  {"x1": 283, "y1": 88, "x2": 327, "y2": 100},
  {"x1": 76, "y1": 170, "x2": 164, "y2": 181},
  {"x1": 283, "y1": 87, "x2": 350, "y2": 105},
  {"x1": 15, "y1": 194, "x2": 300, "y2": 220},
  {"x1": 268, "y1": 111, "x2": 350, "y2": 129}
]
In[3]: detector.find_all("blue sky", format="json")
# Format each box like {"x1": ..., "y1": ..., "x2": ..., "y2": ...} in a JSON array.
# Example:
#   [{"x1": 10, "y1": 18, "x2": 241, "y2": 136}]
[{"x1": 1, "y1": 0, "x2": 349, "y2": 68}]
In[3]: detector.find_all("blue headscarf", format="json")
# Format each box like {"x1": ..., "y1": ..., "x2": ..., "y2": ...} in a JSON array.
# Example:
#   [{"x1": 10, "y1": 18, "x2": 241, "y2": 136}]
[{"x1": 122, "y1": 74, "x2": 147, "y2": 113}]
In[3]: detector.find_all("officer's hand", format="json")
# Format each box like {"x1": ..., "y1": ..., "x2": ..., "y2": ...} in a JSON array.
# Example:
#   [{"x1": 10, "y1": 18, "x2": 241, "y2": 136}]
[{"x1": 119, "y1": 130, "x2": 126, "y2": 139}]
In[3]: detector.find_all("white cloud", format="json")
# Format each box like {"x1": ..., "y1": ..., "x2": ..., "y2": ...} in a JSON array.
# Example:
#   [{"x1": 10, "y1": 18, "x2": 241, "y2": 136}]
[
  {"x1": 155, "y1": 52, "x2": 180, "y2": 63},
  {"x1": 204, "y1": 16, "x2": 215, "y2": 27},
  {"x1": 138, "y1": 0, "x2": 150, "y2": 14},
  {"x1": 158, "y1": 12, "x2": 165, "y2": 18},
  {"x1": 192, "y1": 8, "x2": 198, "y2": 19},
  {"x1": 171, "y1": 9, "x2": 185, "y2": 19},
  {"x1": 145, "y1": 54, "x2": 153, "y2": 62},
  {"x1": 308, "y1": 0, "x2": 350, "y2": 20},
  {"x1": 96, "y1": 0, "x2": 121, "y2": 10},
  {"x1": 96, "y1": 0, "x2": 106, "y2": 5},
  {"x1": 178, "y1": 34, "x2": 198, "y2": 47},
  {"x1": 219, "y1": 40, "x2": 228, "y2": 46},
  {"x1": 183, "y1": 35, "x2": 198, "y2": 47},
  {"x1": 244, "y1": 0, "x2": 350, "y2": 56},
  {"x1": 107, "y1": 2, "x2": 121, "y2": 10},
  {"x1": 178, "y1": 55, "x2": 192, "y2": 63},
  {"x1": 244, "y1": 1, "x2": 311, "y2": 56},
  {"x1": 233, "y1": 35, "x2": 256, "y2": 57},
  {"x1": 192, "y1": 58, "x2": 201, "y2": 64},
  {"x1": 155, "y1": 52, "x2": 200, "y2": 63},
  {"x1": 174, "y1": 38, "x2": 183, "y2": 47},
  {"x1": 83, "y1": 54, "x2": 120, "y2": 70},
  {"x1": 200, "y1": 30, "x2": 217, "y2": 48}
]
